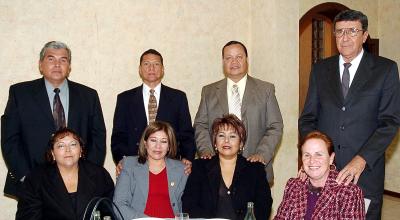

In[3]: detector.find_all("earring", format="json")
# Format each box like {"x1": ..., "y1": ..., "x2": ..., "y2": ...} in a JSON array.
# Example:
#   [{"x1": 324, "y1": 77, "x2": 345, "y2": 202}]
[{"x1": 330, "y1": 164, "x2": 336, "y2": 171}]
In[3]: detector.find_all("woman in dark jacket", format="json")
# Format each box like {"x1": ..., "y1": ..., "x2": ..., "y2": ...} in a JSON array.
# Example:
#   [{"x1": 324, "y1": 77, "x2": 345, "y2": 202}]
[
  {"x1": 182, "y1": 114, "x2": 272, "y2": 220},
  {"x1": 16, "y1": 128, "x2": 114, "y2": 220}
]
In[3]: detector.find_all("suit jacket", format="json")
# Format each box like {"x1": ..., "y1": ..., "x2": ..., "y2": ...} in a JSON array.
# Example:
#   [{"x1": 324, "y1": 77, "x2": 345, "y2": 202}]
[
  {"x1": 194, "y1": 75, "x2": 283, "y2": 183},
  {"x1": 182, "y1": 155, "x2": 272, "y2": 220},
  {"x1": 113, "y1": 156, "x2": 188, "y2": 220},
  {"x1": 1, "y1": 78, "x2": 106, "y2": 196},
  {"x1": 16, "y1": 160, "x2": 114, "y2": 220},
  {"x1": 274, "y1": 170, "x2": 365, "y2": 219},
  {"x1": 111, "y1": 84, "x2": 196, "y2": 163},
  {"x1": 299, "y1": 52, "x2": 400, "y2": 196}
]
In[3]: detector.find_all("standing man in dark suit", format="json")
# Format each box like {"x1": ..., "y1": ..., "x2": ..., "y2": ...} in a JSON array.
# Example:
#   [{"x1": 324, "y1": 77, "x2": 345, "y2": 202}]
[
  {"x1": 194, "y1": 41, "x2": 283, "y2": 185},
  {"x1": 111, "y1": 49, "x2": 195, "y2": 174},
  {"x1": 299, "y1": 10, "x2": 400, "y2": 219},
  {"x1": 1, "y1": 41, "x2": 107, "y2": 198}
]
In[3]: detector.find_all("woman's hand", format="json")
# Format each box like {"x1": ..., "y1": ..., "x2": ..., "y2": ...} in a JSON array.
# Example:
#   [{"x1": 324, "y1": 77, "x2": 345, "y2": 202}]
[
  {"x1": 246, "y1": 154, "x2": 266, "y2": 165},
  {"x1": 297, "y1": 166, "x2": 307, "y2": 181}
]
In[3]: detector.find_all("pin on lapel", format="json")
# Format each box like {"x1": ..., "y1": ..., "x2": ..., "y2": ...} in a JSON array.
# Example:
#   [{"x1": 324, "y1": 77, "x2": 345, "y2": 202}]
[{"x1": 170, "y1": 182, "x2": 175, "y2": 187}]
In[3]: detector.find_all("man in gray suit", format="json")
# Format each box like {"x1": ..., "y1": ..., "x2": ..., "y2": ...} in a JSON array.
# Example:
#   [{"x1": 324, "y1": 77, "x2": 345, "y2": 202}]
[{"x1": 194, "y1": 41, "x2": 283, "y2": 185}]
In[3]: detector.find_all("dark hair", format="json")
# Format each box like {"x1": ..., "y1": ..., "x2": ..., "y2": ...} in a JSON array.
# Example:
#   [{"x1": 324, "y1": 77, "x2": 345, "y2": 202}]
[
  {"x1": 222, "y1": 41, "x2": 248, "y2": 58},
  {"x1": 299, "y1": 131, "x2": 333, "y2": 155},
  {"x1": 45, "y1": 128, "x2": 87, "y2": 163},
  {"x1": 138, "y1": 121, "x2": 177, "y2": 164},
  {"x1": 40, "y1": 41, "x2": 71, "y2": 63},
  {"x1": 333, "y1": 9, "x2": 368, "y2": 31},
  {"x1": 211, "y1": 114, "x2": 247, "y2": 152},
  {"x1": 140, "y1": 49, "x2": 163, "y2": 65}
]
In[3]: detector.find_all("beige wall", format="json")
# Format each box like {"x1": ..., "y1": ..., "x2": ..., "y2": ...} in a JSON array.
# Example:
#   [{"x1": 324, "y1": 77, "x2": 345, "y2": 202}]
[{"x1": 0, "y1": 0, "x2": 399, "y2": 219}]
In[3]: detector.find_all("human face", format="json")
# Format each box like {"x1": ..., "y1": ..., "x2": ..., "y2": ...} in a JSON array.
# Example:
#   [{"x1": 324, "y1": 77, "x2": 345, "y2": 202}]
[
  {"x1": 215, "y1": 125, "x2": 243, "y2": 159},
  {"x1": 139, "y1": 54, "x2": 164, "y2": 87},
  {"x1": 302, "y1": 138, "x2": 335, "y2": 187},
  {"x1": 223, "y1": 44, "x2": 248, "y2": 82},
  {"x1": 39, "y1": 48, "x2": 71, "y2": 87},
  {"x1": 335, "y1": 20, "x2": 368, "y2": 63},
  {"x1": 51, "y1": 134, "x2": 82, "y2": 169},
  {"x1": 145, "y1": 130, "x2": 169, "y2": 162}
]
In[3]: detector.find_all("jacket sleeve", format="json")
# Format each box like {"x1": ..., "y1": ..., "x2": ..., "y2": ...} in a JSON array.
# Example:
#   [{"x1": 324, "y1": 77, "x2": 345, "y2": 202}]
[
  {"x1": 255, "y1": 84, "x2": 283, "y2": 165},
  {"x1": 15, "y1": 172, "x2": 43, "y2": 220},
  {"x1": 254, "y1": 164, "x2": 273, "y2": 220},
  {"x1": 1, "y1": 85, "x2": 30, "y2": 180},
  {"x1": 111, "y1": 94, "x2": 129, "y2": 164},
  {"x1": 182, "y1": 160, "x2": 206, "y2": 217},
  {"x1": 339, "y1": 185, "x2": 365, "y2": 219},
  {"x1": 298, "y1": 66, "x2": 319, "y2": 139},
  {"x1": 113, "y1": 159, "x2": 146, "y2": 220},
  {"x1": 193, "y1": 87, "x2": 214, "y2": 155},
  {"x1": 175, "y1": 92, "x2": 196, "y2": 161},
  {"x1": 358, "y1": 62, "x2": 400, "y2": 169},
  {"x1": 273, "y1": 179, "x2": 296, "y2": 220},
  {"x1": 86, "y1": 90, "x2": 106, "y2": 166}
]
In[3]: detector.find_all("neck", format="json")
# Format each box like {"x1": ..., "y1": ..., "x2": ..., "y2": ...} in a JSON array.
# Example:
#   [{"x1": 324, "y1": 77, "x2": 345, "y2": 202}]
[
  {"x1": 227, "y1": 73, "x2": 246, "y2": 83},
  {"x1": 147, "y1": 157, "x2": 166, "y2": 173},
  {"x1": 309, "y1": 175, "x2": 329, "y2": 188},
  {"x1": 57, "y1": 163, "x2": 79, "y2": 176},
  {"x1": 219, "y1": 154, "x2": 238, "y2": 166},
  {"x1": 144, "y1": 81, "x2": 160, "y2": 89}
]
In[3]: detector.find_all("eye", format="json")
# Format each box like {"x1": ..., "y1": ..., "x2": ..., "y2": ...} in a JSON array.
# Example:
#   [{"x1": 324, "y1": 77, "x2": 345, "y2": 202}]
[
  {"x1": 149, "y1": 138, "x2": 157, "y2": 143},
  {"x1": 61, "y1": 58, "x2": 68, "y2": 63},
  {"x1": 229, "y1": 134, "x2": 238, "y2": 139},
  {"x1": 161, "y1": 139, "x2": 168, "y2": 144},
  {"x1": 56, "y1": 143, "x2": 65, "y2": 149}
]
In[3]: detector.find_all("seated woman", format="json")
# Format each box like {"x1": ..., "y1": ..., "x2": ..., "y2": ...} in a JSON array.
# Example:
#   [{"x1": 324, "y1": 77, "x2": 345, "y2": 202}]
[
  {"x1": 274, "y1": 131, "x2": 365, "y2": 219},
  {"x1": 182, "y1": 114, "x2": 272, "y2": 220},
  {"x1": 16, "y1": 128, "x2": 114, "y2": 220},
  {"x1": 113, "y1": 121, "x2": 188, "y2": 219}
]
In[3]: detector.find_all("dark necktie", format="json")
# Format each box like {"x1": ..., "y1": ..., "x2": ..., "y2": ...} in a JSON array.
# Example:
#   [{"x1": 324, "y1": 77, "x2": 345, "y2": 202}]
[
  {"x1": 53, "y1": 88, "x2": 66, "y2": 130},
  {"x1": 341, "y1": 63, "x2": 351, "y2": 98},
  {"x1": 148, "y1": 89, "x2": 157, "y2": 123}
]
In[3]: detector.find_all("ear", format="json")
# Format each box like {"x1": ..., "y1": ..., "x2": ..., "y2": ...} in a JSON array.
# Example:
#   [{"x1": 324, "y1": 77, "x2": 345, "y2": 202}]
[
  {"x1": 329, "y1": 152, "x2": 335, "y2": 165},
  {"x1": 51, "y1": 150, "x2": 55, "y2": 160},
  {"x1": 362, "y1": 30, "x2": 369, "y2": 43},
  {"x1": 39, "y1": 60, "x2": 43, "y2": 75}
]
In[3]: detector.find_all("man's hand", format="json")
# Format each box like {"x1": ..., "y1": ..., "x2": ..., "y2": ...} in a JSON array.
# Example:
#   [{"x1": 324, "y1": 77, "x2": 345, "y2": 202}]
[
  {"x1": 336, "y1": 155, "x2": 366, "y2": 185},
  {"x1": 199, "y1": 150, "x2": 213, "y2": 159},
  {"x1": 297, "y1": 166, "x2": 307, "y2": 181},
  {"x1": 246, "y1": 153, "x2": 266, "y2": 165},
  {"x1": 181, "y1": 158, "x2": 192, "y2": 175},
  {"x1": 116, "y1": 159, "x2": 123, "y2": 177}
]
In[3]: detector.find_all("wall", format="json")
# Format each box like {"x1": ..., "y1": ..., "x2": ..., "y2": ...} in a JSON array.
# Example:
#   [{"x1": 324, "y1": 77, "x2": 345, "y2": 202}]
[{"x1": 0, "y1": 0, "x2": 399, "y2": 219}]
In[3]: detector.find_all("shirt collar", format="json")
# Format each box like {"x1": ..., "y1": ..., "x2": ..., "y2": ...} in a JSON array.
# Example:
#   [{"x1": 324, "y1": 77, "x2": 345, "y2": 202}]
[
  {"x1": 339, "y1": 49, "x2": 364, "y2": 66},
  {"x1": 142, "y1": 82, "x2": 161, "y2": 95},
  {"x1": 44, "y1": 78, "x2": 68, "y2": 93},
  {"x1": 227, "y1": 74, "x2": 247, "y2": 89}
]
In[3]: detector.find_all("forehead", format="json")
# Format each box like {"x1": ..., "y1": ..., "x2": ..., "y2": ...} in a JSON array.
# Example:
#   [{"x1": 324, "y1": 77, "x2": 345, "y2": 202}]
[
  {"x1": 141, "y1": 54, "x2": 162, "y2": 62},
  {"x1": 217, "y1": 124, "x2": 237, "y2": 132},
  {"x1": 55, "y1": 134, "x2": 78, "y2": 142},
  {"x1": 223, "y1": 44, "x2": 246, "y2": 56},
  {"x1": 149, "y1": 130, "x2": 168, "y2": 138},
  {"x1": 335, "y1": 20, "x2": 362, "y2": 29},
  {"x1": 43, "y1": 48, "x2": 69, "y2": 58},
  {"x1": 301, "y1": 138, "x2": 328, "y2": 153}
]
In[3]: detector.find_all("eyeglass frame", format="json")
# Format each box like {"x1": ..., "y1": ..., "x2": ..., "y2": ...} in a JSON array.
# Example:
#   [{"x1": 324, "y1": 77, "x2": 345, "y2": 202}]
[{"x1": 333, "y1": 27, "x2": 365, "y2": 38}]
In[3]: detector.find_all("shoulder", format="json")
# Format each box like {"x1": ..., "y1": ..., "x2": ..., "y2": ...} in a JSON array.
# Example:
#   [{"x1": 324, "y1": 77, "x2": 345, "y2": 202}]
[
  {"x1": 247, "y1": 76, "x2": 274, "y2": 89},
  {"x1": 118, "y1": 86, "x2": 141, "y2": 98},
  {"x1": 80, "y1": 160, "x2": 111, "y2": 176},
  {"x1": 9, "y1": 78, "x2": 42, "y2": 91},
  {"x1": 285, "y1": 177, "x2": 304, "y2": 190},
  {"x1": 68, "y1": 80, "x2": 97, "y2": 94},
  {"x1": 166, "y1": 158, "x2": 185, "y2": 170},
  {"x1": 366, "y1": 52, "x2": 397, "y2": 66},
  {"x1": 202, "y1": 79, "x2": 225, "y2": 91},
  {"x1": 122, "y1": 156, "x2": 140, "y2": 168},
  {"x1": 161, "y1": 85, "x2": 186, "y2": 97}
]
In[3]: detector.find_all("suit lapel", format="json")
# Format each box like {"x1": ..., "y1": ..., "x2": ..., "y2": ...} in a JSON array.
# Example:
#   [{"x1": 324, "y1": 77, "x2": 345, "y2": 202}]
[
  {"x1": 32, "y1": 78, "x2": 55, "y2": 127},
  {"x1": 47, "y1": 165, "x2": 76, "y2": 218},
  {"x1": 345, "y1": 52, "x2": 373, "y2": 104},
  {"x1": 206, "y1": 157, "x2": 221, "y2": 212},
  {"x1": 325, "y1": 56, "x2": 345, "y2": 105},
  {"x1": 67, "y1": 80, "x2": 80, "y2": 128},
  {"x1": 130, "y1": 85, "x2": 147, "y2": 125},
  {"x1": 76, "y1": 162, "x2": 97, "y2": 218},
  {"x1": 135, "y1": 161, "x2": 149, "y2": 202},
  {"x1": 215, "y1": 79, "x2": 229, "y2": 114},
  {"x1": 165, "y1": 158, "x2": 181, "y2": 204},
  {"x1": 157, "y1": 84, "x2": 169, "y2": 120}
]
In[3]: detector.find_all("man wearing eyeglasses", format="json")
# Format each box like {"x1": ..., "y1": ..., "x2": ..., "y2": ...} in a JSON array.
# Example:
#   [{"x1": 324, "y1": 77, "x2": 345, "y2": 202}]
[
  {"x1": 299, "y1": 9, "x2": 400, "y2": 219},
  {"x1": 111, "y1": 49, "x2": 195, "y2": 175}
]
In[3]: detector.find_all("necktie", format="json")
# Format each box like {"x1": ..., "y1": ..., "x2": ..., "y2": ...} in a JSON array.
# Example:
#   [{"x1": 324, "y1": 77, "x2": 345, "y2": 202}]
[
  {"x1": 231, "y1": 84, "x2": 241, "y2": 119},
  {"x1": 53, "y1": 88, "x2": 66, "y2": 130},
  {"x1": 341, "y1": 63, "x2": 351, "y2": 98},
  {"x1": 148, "y1": 89, "x2": 158, "y2": 123}
]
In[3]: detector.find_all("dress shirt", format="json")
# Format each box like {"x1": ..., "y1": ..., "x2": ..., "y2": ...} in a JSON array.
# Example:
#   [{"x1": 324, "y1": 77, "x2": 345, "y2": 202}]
[
  {"x1": 142, "y1": 83, "x2": 161, "y2": 124},
  {"x1": 45, "y1": 79, "x2": 69, "y2": 124},
  {"x1": 339, "y1": 49, "x2": 364, "y2": 87},
  {"x1": 227, "y1": 75, "x2": 247, "y2": 114}
]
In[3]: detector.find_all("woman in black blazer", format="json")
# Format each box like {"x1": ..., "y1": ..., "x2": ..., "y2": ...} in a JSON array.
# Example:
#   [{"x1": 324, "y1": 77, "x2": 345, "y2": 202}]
[
  {"x1": 182, "y1": 114, "x2": 272, "y2": 220},
  {"x1": 16, "y1": 128, "x2": 114, "y2": 220}
]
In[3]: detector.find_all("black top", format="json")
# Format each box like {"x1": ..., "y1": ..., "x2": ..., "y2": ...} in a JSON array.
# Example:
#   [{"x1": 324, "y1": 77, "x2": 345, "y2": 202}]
[
  {"x1": 216, "y1": 180, "x2": 237, "y2": 220},
  {"x1": 69, "y1": 192, "x2": 78, "y2": 214}
]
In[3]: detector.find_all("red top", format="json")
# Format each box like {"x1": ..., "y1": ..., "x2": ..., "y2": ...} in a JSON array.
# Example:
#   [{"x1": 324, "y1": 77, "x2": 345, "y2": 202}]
[{"x1": 144, "y1": 168, "x2": 174, "y2": 218}]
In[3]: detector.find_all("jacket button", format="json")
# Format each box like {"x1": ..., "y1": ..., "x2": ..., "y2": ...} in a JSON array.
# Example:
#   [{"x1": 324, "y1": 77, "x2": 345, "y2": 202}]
[
  {"x1": 340, "y1": 125, "x2": 345, "y2": 131},
  {"x1": 341, "y1": 106, "x2": 346, "y2": 111},
  {"x1": 172, "y1": 203, "x2": 175, "y2": 207}
]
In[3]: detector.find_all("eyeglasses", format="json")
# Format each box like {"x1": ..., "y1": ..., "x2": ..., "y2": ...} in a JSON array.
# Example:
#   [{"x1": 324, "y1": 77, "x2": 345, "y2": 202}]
[
  {"x1": 54, "y1": 141, "x2": 80, "y2": 151},
  {"x1": 334, "y1": 27, "x2": 364, "y2": 38}
]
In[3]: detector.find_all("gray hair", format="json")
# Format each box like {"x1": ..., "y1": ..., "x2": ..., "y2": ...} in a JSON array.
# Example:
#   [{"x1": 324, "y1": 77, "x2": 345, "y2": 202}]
[
  {"x1": 333, "y1": 9, "x2": 368, "y2": 31},
  {"x1": 39, "y1": 41, "x2": 72, "y2": 63}
]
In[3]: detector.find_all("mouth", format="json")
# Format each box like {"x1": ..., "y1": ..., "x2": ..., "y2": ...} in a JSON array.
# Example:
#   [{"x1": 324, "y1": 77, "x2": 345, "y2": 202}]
[
  {"x1": 221, "y1": 145, "x2": 232, "y2": 150},
  {"x1": 307, "y1": 166, "x2": 321, "y2": 170}
]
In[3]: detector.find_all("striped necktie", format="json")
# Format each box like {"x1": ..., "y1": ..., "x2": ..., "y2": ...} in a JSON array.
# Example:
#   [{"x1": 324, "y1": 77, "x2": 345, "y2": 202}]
[
  {"x1": 230, "y1": 84, "x2": 241, "y2": 119},
  {"x1": 148, "y1": 89, "x2": 158, "y2": 123},
  {"x1": 342, "y1": 62, "x2": 351, "y2": 98}
]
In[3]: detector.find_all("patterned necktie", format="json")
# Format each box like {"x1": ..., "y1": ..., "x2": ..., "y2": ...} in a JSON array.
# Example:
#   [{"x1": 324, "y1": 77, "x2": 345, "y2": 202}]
[
  {"x1": 148, "y1": 89, "x2": 158, "y2": 123},
  {"x1": 53, "y1": 88, "x2": 66, "y2": 130},
  {"x1": 341, "y1": 63, "x2": 351, "y2": 98},
  {"x1": 230, "y1": 84, "x2": 241, "y2": 119}
]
